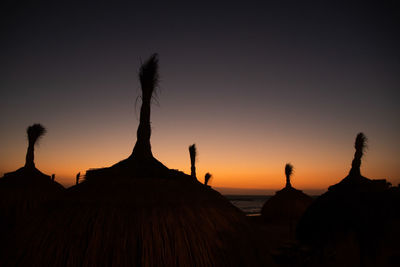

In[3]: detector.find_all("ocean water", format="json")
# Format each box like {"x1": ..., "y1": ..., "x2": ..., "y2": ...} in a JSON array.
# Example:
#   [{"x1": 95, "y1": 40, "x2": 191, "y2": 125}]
[{"x1": 225, "y1": 195, "x2": 271, "y2": 216}]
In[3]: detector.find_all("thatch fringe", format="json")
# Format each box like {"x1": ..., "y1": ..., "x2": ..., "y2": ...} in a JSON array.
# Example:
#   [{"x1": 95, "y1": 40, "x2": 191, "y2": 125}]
[
  {"x1": 0, "y1": 168, "x2": 65, "y2": 261},
  {"x1": 6, "y1": 172, "x2": 270, "y2": 266},
  {"x1": 139, "y1": 53, "x2": 159, "y2": 98}
]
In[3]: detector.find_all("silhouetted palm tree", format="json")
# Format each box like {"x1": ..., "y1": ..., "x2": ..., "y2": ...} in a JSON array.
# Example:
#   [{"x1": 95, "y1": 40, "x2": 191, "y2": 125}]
[
  {"x1": 25, "y1": 124, "x2": 46, "y2": 169},
  {"x1": 189, "y1": 144, "x2": 197, "y2": 179},
  {"x1": 285, "y1": 163, "x2": 293, "y2": 188},
  {"x1": 205, "y1": 172, "x2": 212, "y2": 186}
]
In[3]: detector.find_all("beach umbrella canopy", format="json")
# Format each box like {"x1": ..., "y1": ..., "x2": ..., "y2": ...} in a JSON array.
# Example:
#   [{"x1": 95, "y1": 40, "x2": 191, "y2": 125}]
[{"x1": 0, "y1": 166, "x2": 64, "y2": 227}]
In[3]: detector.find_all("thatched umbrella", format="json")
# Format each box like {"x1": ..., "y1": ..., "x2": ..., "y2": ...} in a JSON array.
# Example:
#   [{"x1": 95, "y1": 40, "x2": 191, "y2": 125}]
[
  {"x1": 0, "y1": 124, "x2": 64, "y2": 255},
  {"x1": 5, "y1": 55, "x2": 273, "y2": 266},
  {"x1": 75, "y1": 172, "x2": 80, "y2": 185},
  {"x1": 81, "y1": 54, "x2": 168, "y2": 181},
  {"x1": 205, "y1": 172, "x2": 212, "y2": 186},
  {"x1": 296, "y1": 133, "x2": 393, "y2": 266},
  {"x1": 261, "y1": 163, "x2": 313, "y2": 224}
]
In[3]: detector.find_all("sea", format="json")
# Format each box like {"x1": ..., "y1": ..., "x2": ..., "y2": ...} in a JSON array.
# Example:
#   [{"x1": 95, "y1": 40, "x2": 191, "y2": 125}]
[{"x1": 224, "y1": 195, "x2": 271, "y2": 216}]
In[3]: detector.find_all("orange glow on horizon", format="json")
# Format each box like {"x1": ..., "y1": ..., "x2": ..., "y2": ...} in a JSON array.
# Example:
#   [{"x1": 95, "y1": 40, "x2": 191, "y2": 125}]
[
  {"x1": 1, "y1": 128, "x2": 398, "y2": 193},
  {"x1": 1, "y1": 102, "x2": 399, "y2": 193}
]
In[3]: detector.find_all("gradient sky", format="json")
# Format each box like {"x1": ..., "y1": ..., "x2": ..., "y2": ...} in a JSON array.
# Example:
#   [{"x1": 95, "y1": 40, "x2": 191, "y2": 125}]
[{"x1": 1, "y1": 0, "x2": 399, "y2": 193}]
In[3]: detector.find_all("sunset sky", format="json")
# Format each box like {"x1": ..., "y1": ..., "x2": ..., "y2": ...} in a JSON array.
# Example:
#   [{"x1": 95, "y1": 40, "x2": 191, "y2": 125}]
[{"x1": 1, "y1": 0, "x2": 399, "y2": 193}]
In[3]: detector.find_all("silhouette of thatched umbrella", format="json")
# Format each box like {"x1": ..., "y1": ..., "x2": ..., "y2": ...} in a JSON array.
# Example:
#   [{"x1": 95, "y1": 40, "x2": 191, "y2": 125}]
[
  {"x1": 205, "y1": 172, "x2": 212, "y2": 186},
  {"x1": 6, "y1": 55, "x2": 272, "y2": 266},
  {"x1": 261, "y1": 163, "x2": 313, "y2": 224},
  {"x1": 296, "y1": 133, "x2": 392, "y2": 266},
  {"x1": 0, "y1": 124, "x2": 64, "y2": 254},
  {"x1": 189, "y1": 144, "x2": 197, "y2": 179}
]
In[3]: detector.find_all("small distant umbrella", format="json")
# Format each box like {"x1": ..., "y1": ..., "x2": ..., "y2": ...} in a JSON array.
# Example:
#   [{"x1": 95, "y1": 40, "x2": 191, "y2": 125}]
[
  {"x1": 285, "y1": 163, "x2": 293, "y2": 188},
  {"x1": 261, "y1": 163, "x2": 313, "y2": 224},
  {"x1": 76, "y1": 172, "x2": 80, "y2": 185},
  {"x1": 189, "y1": 144, "x2": 197, "y2": 179},
  {"x1": 205, "y1": 172, "x2": 212, "y2": 186}
]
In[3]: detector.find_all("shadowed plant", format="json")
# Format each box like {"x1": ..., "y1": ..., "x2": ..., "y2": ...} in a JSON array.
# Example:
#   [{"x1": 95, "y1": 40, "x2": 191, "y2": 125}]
[
  {"x1": 189, "y1": 144, "x2": 196, "y2": 179},
  {"x1": 205, "y1": 172, "x2": 212, "y2": 186},
  {"x1": 25, "y1": 124, "x2": 46, "y2": 168},
  {"x1": 285, "y1": 163, "x2": 293, "y2": 188}
]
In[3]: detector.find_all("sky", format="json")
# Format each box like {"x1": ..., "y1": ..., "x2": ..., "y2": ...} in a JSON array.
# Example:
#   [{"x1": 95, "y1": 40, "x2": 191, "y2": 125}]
[{"x1": 1, "y1": 0, "x2": 399, "y2": 193}]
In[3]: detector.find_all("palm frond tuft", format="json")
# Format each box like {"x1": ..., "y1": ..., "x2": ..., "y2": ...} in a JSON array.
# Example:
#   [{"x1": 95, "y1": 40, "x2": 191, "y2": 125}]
[
  {"x1": 350, "y1": 132, "x2": 368, "y2": 175},
  {"x1": 139, "y1": 53, "x2": 159, "y2": 98},
  {"x1": 27, "y1": 124, "x2": 46, "y2": 145},
  {"x1": 285, "y1": 163, "x2": 293, "y2": 179},
  {"x1": 355, "y1": 132, "x2": 367, "y2": 156},
  {"x1": 189, "y1": 144, "x2": 196, "y2": 163}
]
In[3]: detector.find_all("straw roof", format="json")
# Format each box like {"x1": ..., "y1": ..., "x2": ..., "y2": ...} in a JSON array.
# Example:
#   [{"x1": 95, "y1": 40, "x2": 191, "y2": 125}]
[
  {"x1": 5, "y1": 170, "x2": 272, "y2": 266},
  {"x1": 261, "y1": 186, "x2": 313, "y2": 223},
  {"x1": 0, "y1": 167, "x2": 65, "y2": 260},
  {"x1": 0, "y1": 167, "x2": 64, "y2": 222}
]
